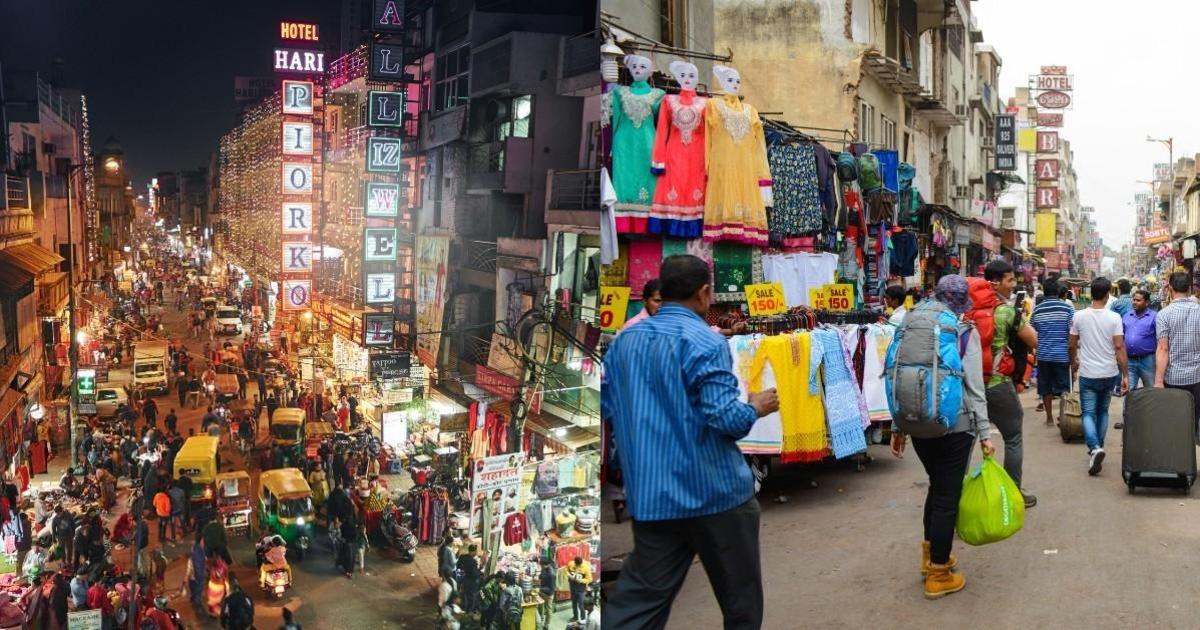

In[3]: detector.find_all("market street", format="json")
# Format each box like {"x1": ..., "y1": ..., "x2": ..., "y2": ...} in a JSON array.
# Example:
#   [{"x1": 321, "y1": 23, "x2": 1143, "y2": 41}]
[
  {"x1": 47, "y1": 291, "x2": 448, "y2": 629},
  {"x1": 602, "y1": 389, "x2": 1200, "y2": 628}
]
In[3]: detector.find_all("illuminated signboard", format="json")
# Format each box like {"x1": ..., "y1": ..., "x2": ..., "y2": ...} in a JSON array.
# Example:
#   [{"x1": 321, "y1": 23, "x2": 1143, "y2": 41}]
[
  {"x1": 364, "y1": 182, "x2": 401, "y2": 217},
  {"x1": 282, "y1": 81, "x2": 314, "y2": 115},
  {"x1": 281, "y1": 202, "x2": 312, "y2": 235},
  {"x1": 372, "y1": 0, "x2": 405, "y2": 33},
  {"x1": 274, "y1": 48, "x2": 326, "y2": 74},
  {"x1": 365, "y1": 273, "x2": 397, "y2": 304},
  {"x1": 366, "y1": 136, "x2": 402, "y2": 172},
  {"x1": 280, "y1": 21, "x2": 319, "y2": 41},
  {"x1": 281, "y1": 163, "x2": 313, "y2": 194},
  {"x1": 282, "y1": 279, "x2": 312, "y2": 310},
  {"x1": 281, "y1": 122, "x2": 314, "y2": 155},
  {"x1": 369, "y1": 43, "x2": 407, "y2": 82},
  {"x1": 282, "y1": 242, "x2": 313, "y2": 272},
  {"x1": 364, "y1": 228, "x2": 398, "y2": 261},
  {"x1": 368, "y1": 91, "x2": 404, "y2": 127},
  {"x1": 363, "y1": 313, "x2": 396, "y2": 346}
]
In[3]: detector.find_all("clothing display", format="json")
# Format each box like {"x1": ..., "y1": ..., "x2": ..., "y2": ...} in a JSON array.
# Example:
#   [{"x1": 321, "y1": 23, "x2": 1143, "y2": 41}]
[
  {"x1": 408, "y1": 487, "x2": 449, "y2": 545},
  {"x1": 605, "y1": 82, "x2": 666, "y2": 234},
  {"x1": 731, "y1": 336, "x2": 783, "y2": 455},
  {"x1": 748, "y1": 333, "x2": 827, "y2": 463},
  {"x1": 766, "y1": 141, "x2": 824, "y2": 238},
  {"x1": 600, "y1": 167, "x2": 618, "y2": 264},
  {"x1": 626, "y1": 239, "x2": 663, "y2": 299},
  {"x1": 861, "y1": 324, "x2": 895, "y2": 422},
  {"x1": 762, "y1": 252, "x2": 838, "y2": 309},
  {"x1": 703, "y1": 94, "x2": 771, "y2": 246},
  {"x1": 650, "y1": 90, "x2": 708, "y2": 238},
  {"x1": 813, "y1": 329, "x2": 869, "y2": 459},
  {"x1": 502, "y1": 512, "x2": 528, "y2": 546}
]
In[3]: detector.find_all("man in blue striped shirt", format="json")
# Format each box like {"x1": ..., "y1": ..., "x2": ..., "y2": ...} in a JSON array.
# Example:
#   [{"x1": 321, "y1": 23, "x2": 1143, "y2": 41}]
[
  {"x1": 602, "y1": 254, "x2": 778, "y2": 630},
  {"x1": 1030, "y1": 279, "x2": 1075, "y2": 426}
]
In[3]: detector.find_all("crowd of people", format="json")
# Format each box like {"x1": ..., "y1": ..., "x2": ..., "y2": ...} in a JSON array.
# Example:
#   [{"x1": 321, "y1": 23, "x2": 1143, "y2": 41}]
[{"x1": 600, "y1": 251, "x2": 1200, "y2": 627}]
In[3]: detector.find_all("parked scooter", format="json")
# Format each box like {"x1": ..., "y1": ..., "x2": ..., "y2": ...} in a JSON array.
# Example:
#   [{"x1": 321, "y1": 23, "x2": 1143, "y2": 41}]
[{"x1": 379, "y1": 507, "x2": 417, "y2": 562}]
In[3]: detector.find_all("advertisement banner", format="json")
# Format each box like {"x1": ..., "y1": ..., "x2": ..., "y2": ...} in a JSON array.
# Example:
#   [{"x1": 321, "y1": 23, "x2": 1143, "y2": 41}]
[
  {"x1": 826, "y1": 284, "x2": 854, "y2": 311},
  {"x1": 744, "y1": 283, "x2": 787, "y2": 316},
  {"x1": 1035, "y1": 212, "x2": 1057, "y2": 249},
  {"x1": 994, "y1": 114, "x2": 1016, "y2": 171},
  {"x1": 1018, "y1": 128, "x2": 1037, "y2": 153},
  {"x1": 475, "y1": 365, "x2": 520, "y2": 399},
  {"x1": 414, "y1": 235, "x2": 450, "y2": 369},
  {"x1": 1144, "y1": 227, "x2": 1172, "y2": 245},
  {"x1": 599, "y1": 286, "x2": 631, "y2": 333},
  {"x1": 1037, "y1": 131, "x2": 1059, "y2": 153},
  {"x1": 469, "y1": 453, "x2": 527, "y2": 537}
]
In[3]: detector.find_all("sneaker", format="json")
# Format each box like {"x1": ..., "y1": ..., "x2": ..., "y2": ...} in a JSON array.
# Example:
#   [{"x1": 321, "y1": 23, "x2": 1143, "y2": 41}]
[
  {"x1": 1114, "y1": 422, "x2": 1124, "y2": 430},
  {"x1": 1021, "y1": 491, "x2": 1037, "y2": 508},
  {"x1": 1088, "y1": 448, "x2": 1106, "y2": 476}
]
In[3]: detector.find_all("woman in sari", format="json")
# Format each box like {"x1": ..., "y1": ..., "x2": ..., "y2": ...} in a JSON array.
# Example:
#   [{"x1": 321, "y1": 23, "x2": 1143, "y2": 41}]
[{"x1": 205, "y1": 552, "x2": 230, "y2": 617}]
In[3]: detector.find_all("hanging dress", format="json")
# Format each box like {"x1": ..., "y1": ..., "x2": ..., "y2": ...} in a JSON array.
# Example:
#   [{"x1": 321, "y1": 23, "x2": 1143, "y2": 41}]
[
  {"x1": 649, "y1": 90, "x2": 707, "y2": 239},
  {"x1": 603, "y1": 81, "x2": 665, "y2": 234},
  {"x1": 813, "y1": 329, "x2": 869, "y2": 459},
  {"x1": 732, "y1": 336, "x2": 782, "y2": 455},
  {"x1": 703, "y1": 94, "x2": 772, "y2": 247},
  {"x1": 749, "y1": 332, "x2": 826, "y2": 463},
  {"x1": 766, "y1": 140, "x2": 824, "y2": 239}
]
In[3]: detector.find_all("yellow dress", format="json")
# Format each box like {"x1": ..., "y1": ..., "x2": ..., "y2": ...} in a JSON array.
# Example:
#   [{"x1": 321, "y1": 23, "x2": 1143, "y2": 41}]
[
  {"x1": 748, "y1": 332, "x2": 827, "y2": 463},
  {"x1": 703, "y1": 94, "x2": 772, "y2": 246}
]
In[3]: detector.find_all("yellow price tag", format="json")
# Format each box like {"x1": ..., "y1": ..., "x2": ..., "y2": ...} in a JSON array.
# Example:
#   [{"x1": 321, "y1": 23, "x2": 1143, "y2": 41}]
[
  {"x1": 599, "y1": 286, "x2": 631, "y2": 333},
  {"x1": 745, "y1": 283, "x2": 788, "y2": 316},
  {"x1": 826, "y1": 283, "x2": 854, "y2": 311},
  {"x1": 808, "y1": 287, "x2": 828, "y2": 310}
]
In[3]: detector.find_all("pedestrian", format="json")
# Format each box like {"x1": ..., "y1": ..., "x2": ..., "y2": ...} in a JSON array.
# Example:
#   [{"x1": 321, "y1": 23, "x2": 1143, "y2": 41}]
[
  {"x1": 48, "y1": 572, "x2": 68, "y2": 630},
  {"x1": 567, "y1": 556, "x2": 593, "y2": 622},
  {"x1": 1110, "y1": 278, "x2": 1134, "y2": 317},
  {"x1": 889, "y1": 274, "x2": 994, "y2": 599},
  {"x1": 207, "y1": 316, "x2": 217, "y2": 342},
  {"x1": 441, "y1": 592, "x2": 464, "y2": 630},
  {"x1": 479, "y1": 572, "x2": 504, "y2": 629},
  {"x1": 583, "y1": 599, "x2": 601, "y2": 630},
  {"x1": 154, "y1": 488, "x2": 174, "y2": 543},
  {"x1": 1068, "y1": 277, "x2": 1128, "y2": 475},
  {"x1": 6, "y1": 511, "x2": 31, "y2": 571},
  {"x1": 143, "y1": 398, "x2": 159, "y2": 429},
  {"x1": 538, "y1": 559, "x2": 556, "y2": 630},
  {"x1": 202, "y1": 514, "x2": 231, "y2": 564},
  {"x1": 186, "y1": 537, "x2": 207, "y2": 605},
  {"x1": 338, "y1": 517, "x2": 357, "y2": 578},
  {"x1": 51, "y1": 506, "x2": 75, "y2": 570},
  {"x1": 220, "y1": 577, "x2": 255, "y2": 630},
  {"x1": 499, "y1": 574, "x2": 525, "y2": 630},
  {"x1": 885, "y1": 284, "x2": 909, "y2": 326},
  {"x1": 279, "y1": 607, "x2": 302, "y2": 630},
  {"x1": 967, "y1": 260, "x2": 1039, "y2": 508},
  {"x1": 602, "y1": 255, "x2": 778, "y2": 629},
  {"x1": 355, "y1": 521, "x2": 369, "y2": 575},
  {"x1": 165, "y1": 409, "x2": 178, "y2": 435},
  {"x1": 1029, "y1": 278, "x2": 1074, "y2": 425},
  {"x1": 437, "y1": 534, "x2": 457, "y2": 592},
  {"x1": 86, "y1": 576, "x2": 114, "y2": 627},
  {"x1": 1154, "y1": 270, "x2": 1200, "y2": 430},
  {"x1": 1121, "y1": 289, "x2": 1159, "y2": 419},
  {"x1": 169, "y1": 482, "x2": 187, "y2": 539},
  {"x1": 456, "y1": 544, "x2": 481, "y2": 612},
  {"x1": 69, "y1": 571, "x2": 88, "y2": 609}
]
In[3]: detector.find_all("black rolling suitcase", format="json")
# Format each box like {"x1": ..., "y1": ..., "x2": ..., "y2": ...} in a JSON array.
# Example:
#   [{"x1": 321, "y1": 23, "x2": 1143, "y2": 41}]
[{"x1": 1122, "y1": 387, "x2": 1197, "y2": 494}]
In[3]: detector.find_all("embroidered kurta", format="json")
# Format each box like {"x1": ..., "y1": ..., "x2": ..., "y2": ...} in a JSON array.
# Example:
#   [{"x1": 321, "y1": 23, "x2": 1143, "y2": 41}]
[
  {"x1": 703, "y1": 95, "x2": 772, "y2": 246},
  {"x1": 650, "y1": 90, "x2": 707, "y2": 239},
  {"x1": 814, "y1": 329, "x2": 868, "y2": 459},
  {"x1": 732, "y1": 336, "x2": 782, "y2": 455},
  {"x1": 749, "y1": 332, "x2": 826, "y2": 463},
  {"x1": 766, "y1": 141, "x2": 824, "y2": 237},
  {"x1": 604, "y1": 82, "x2": 666, "y2": 234}
]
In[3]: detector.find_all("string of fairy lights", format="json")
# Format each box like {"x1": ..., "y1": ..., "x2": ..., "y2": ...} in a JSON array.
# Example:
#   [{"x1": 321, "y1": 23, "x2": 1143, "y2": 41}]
[{"x1": 79, "y1": 94, "x2": 99, "y2": 261}]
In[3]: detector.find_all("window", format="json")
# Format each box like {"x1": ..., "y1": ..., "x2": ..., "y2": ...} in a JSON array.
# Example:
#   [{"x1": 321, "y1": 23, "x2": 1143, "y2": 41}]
[
  {"x1": 434, "y1": 45, "x2": 470, "y2": 112},
  {"x1": 661, "y1": 0, "x2": 688, "y2": 48},
  {"x1": 858, "y1": 100, "x2": 874, "y2": 145},
  {"x1": 880, "y1": 115, "x2": 896, "y2": 150}
]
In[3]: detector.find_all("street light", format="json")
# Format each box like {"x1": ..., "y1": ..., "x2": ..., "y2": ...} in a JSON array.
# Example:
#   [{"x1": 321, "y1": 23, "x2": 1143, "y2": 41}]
[{"x1": 1147, "y1": 136, "x2": 1175, "y2": 228}]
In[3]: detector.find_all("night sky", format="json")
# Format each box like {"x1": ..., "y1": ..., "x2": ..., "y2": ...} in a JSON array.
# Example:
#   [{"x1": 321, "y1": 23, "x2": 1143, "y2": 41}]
[{"x1": 0, "y1": 0, "x2": 342, "y2": 185}]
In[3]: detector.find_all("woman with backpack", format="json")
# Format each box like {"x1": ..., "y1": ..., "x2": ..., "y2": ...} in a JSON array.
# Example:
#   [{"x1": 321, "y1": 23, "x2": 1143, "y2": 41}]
[{"x1": 888, "y1": 274, "x2": 994, "y2": 600}]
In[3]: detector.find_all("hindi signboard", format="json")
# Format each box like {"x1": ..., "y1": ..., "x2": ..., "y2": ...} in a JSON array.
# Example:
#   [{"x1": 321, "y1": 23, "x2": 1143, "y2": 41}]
[{"x1": 469, "y1": 453, "x2": 526, "y2": 537}]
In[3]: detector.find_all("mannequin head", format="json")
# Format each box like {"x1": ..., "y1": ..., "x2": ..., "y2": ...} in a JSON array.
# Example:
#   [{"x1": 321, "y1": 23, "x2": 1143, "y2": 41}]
[
  {"x1": 623, "y1": 55, "x2": 653, "y2": 82},
  {"x1": 712, "y1": 65, "x2": 741, "y2": 95},
  {"x1": 669, "y1": 60, "x2": 699, "y2": 90}
]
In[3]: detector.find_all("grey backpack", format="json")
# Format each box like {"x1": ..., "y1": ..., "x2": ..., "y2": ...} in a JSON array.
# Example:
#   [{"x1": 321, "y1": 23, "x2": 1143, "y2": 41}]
[{"x1": 884, "y1": 301, "x2": 966, "y2": 438}]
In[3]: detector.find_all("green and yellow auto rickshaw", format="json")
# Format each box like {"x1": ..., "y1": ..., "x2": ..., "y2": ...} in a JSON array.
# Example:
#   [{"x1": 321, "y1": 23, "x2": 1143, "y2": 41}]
[{"x1": 257, "y1": 468, "x2": 314, "y2": 560}]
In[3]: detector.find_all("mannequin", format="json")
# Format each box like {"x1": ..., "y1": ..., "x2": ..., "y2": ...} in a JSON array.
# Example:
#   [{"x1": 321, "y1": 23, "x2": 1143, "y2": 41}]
[
  {"x1": 703, "y1": 65, "x2": 773, "y2": 246},
  {"x1": 602, "y1": 55, "x2": 665, "y2": 234},
  {"x1": 649, "y1": 60, "x2": 707, "y2": 239}
]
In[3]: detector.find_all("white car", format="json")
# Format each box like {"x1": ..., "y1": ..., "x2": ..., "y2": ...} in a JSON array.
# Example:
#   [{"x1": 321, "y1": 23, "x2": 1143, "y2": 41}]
[
  {"x1": 215, "y1": 306, "x2": 243, "y2": 335},
  {"x1": 95, "y1": 386, "x2": 129, "y2": 418}
]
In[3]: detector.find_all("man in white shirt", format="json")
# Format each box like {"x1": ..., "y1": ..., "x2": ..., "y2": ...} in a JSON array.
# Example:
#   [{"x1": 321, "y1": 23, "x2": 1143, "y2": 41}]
[
  {"x1": 1069, "y1": 277, "x2": 1129, "y2": 476},
  {"x1": 885, "y1": 285, "x2": 908, "y2": 327}
]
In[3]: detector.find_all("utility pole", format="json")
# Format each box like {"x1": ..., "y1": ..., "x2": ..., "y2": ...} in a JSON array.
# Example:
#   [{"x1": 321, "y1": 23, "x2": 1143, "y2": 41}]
[{"x1": 65, "y1": 164, "x2": 85, "y2": 470}]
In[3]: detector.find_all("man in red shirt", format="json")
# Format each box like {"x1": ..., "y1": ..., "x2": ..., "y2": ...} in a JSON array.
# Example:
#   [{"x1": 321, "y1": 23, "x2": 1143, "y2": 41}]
[{"x1": 86, "y1": 579, "x2": 114, "y2": 621}]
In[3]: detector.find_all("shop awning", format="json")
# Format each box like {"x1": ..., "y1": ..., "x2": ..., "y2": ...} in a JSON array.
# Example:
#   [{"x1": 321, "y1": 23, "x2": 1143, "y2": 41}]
[
  {"x1": 0, "y1": 243, "x2": 63, "y2": 275},
  {"x1": 0, "y1": 264, "x2": 33, "y2": 295}
]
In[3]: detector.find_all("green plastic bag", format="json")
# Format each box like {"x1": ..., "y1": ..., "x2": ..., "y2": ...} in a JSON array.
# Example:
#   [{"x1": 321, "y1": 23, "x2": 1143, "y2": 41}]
[{"x1": 956, "y1": 455, "x2": 1025, "y2": 545}]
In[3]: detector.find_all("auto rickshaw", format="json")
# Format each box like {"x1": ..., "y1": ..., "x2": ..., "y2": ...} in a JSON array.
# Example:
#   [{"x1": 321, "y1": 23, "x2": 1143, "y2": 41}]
[
  {"x1": 304, "y1": 421, "x2": 335, "y2": 463},
  {"x1": 257, "y1": 468, "x2": 314, "y2": 560},
  {"x1": 270, "y1": 408, "x2": 305, "y2": 462},
  {"x1": 214, "y1": 373, "x2": 240, "y2": 405},
  {"x1": 174, "y1": 435, "x2": 220, "y2": 507},
  {"x1": 200, "y1": 296, "x2": 218, "y2": 319},
  {"x1": 214, "y1": 471, "x2": 253, "y2": 539}
]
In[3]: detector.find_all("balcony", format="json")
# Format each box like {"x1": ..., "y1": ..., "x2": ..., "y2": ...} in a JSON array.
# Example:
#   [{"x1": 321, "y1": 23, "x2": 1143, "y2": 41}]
[
  {"x1": 3, "y1": 175, "x2": 30, "y2": 211},
  {"x1": 970, "y1": 82, "x2": 995, "y2": 119},
  {"x1": 466, "y1": 137, "x2": 532, "y2": 193},
  {"x1": 470, "y1": 32, "x2": 562, "y2": 99},
  {"x1": 546, "y1": 169, "x2": 602, "y2": 228},
  {"x1": 861, "y1": 50, "x2": 923, "y2": 98},
  {"x1": 458, "y1": 240, "x2": 497, "y2": 290},
  {"x1": 37, "y1": 272, "x2": 68, "y2": 316},
  {"x1": 558, "y1": 34, "x2": 600, "y2": 97}
]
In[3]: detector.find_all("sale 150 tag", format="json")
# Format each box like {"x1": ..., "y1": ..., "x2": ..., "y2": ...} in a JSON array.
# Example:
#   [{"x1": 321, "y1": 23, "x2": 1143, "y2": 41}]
[
  {"x1": 826, "y1": 283, "x2": 854, "y2": 312},
  {"x1": 599, "y1": 286, "x2": 632, "y2": 333},
  {"x1": 745, "y1": 282, "x2": 788, "y2": 317}
]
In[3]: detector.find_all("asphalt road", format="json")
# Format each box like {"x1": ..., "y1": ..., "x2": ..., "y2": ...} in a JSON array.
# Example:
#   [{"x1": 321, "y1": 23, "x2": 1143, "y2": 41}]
[
  {"x1": 601, "y1": 391, "x2": 1200, "y2": 629},
  {"x1": 64, "y1": 286, "x2": 445, "y2": 629}
]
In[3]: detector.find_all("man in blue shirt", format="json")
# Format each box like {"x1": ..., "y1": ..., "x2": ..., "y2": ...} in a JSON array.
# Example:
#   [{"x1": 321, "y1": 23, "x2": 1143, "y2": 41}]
[
  {"x1": 603, "y1": 254, "x2": 778, "y2": 630},
  {"x1": 1122, "y1": 289, "x2": 1158, "y2": 400},
  {"x1": 1110, "y1": 279, "x2": 1133, "y2": 317},
  {"x1": 1030, "y1": 280, "x2": 1074, "y2": 426}
]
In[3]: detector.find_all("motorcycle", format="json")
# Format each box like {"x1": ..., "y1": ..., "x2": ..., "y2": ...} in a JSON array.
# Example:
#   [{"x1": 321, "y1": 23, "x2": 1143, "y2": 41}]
[
  {"x1": 256, "y1": 537, "x2": 293, "y2": 599},
  {"x1": 379, "y1": 506, "x2": 417, "y2": 562}
]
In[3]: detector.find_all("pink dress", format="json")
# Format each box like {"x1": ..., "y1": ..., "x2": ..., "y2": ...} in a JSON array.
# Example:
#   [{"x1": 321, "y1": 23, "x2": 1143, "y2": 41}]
[{"x1": 650, "y1": 90, "x2": 707, "y2": 239}]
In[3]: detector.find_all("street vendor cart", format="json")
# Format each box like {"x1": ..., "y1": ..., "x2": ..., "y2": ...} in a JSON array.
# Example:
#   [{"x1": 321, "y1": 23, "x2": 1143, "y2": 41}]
[{"x1": 214, "y1": 471, "x2": 253, "y2": 539}]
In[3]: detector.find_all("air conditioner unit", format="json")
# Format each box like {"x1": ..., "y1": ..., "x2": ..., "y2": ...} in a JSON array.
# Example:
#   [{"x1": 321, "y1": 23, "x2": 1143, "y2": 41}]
[
  {"x1": 1001, "y1": 217, "x2": 1015, "y2": 229},
  {"x1": 980, "y1": 136, "x2": 995, "y2": 149},
  {"x1": 952, "y1": 185, "x2": 972, "y2": 199},
  {"x1": 954, "y1": 104, "x2": 968, "y2": 118}
]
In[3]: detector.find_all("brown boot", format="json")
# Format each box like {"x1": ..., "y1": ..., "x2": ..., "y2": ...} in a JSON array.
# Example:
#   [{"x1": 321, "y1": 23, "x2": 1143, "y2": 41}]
[
  {"x1": 924, "y1": 563, "x2": 966, "y2": 600},
  {"x1": 920, "y1": 541, "x2": 957, "y2": 576}
]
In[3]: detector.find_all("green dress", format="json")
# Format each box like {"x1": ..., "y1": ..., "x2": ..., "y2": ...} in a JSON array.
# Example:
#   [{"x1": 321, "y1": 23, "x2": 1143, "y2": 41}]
[{"x1": 604, "y1": 81, "x2": 665, "y2": 234}]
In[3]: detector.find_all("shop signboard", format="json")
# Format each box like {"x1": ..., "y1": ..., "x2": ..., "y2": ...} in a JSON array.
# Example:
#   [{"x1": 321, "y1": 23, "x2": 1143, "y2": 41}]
[
  {"x1": 1034, "y1": 73, "x2": 1073, "y2": 91},
  {"x1": 363, "y1": 228, "x2": 398, "y2": 261},
  {"x1": 1035, "y1": 159, "x2": 1060, "y2": 181},
  {"x1": 982, "y1": 231, "x2": 997, "y2": 253},
  {"x1": 273, "y1": 48, "x2": 326, "y2": 74},
  {"x1": 372, "y1": 0, "x2": 405, "y2": 33},
  {"x1": 1143, "y1": 227, "x2": 1172, "y2": 245},
  {"x1": 369, "y1": 351, "x2": 411, "y2": 380},
  {"x1": 234, "y1": 77, "x2": 273, "y2": 102},
  {"x1": 281, "y1": 163, "x2": 312, "y2": 194},
  {"x1": 1035, "y1": 90, "x2": 1071, "y2": 109},
  {"x1": 994, "y1": 114, "x2": 1016, "y2": 171},
  {"x1": 363, "y1": 313, "x2": 395, "y2": 346},
  {"x1": 598, "y1": 286, "x2": 631, "y2": 333},
  {"x1": 368, "y1": 91, "x2": 404, "y2": 127},
  {"x1": 1018, "y1": 128, "x2": 1037, "y2": 153},
  {"x1": 281, "y1": 242, "x2": 312, "y2": 272},
  {"x1": 281, "y1": 80, "x2": 314, "y2": 115},
  {"x1": 365, "y1": 136, "x2": 402, "y2": 173},
  {"x1": 1154, "y1": 163, "x2": 1172, "y2": 182},
  {"x1": 369, "y1": 43, "x2": 407, "y2": 82},
  {"x1": 365, "y1": 272, "x2": 396, "y2": 304},
  {"x1": 76, "y1": 368, "x2": 96, "y2": 415},
  {"x1": 1036, "y1": 112, "x2": 1063, "y2": 127},
  {"x1": 744, "y1": 283, "x2": 787, "y2": 317},
  {"x1": 281, "y1": 122, "x2": 314, "y2": 155},
  {"x1": 281, "y1": 202, "x2": 312, "y2": 235},
  {"x1": 826, "y1": 284, "x2": 853, "y2": 311},
  {"x1": 469, "y1": 453, "x2": 526, "y2": 537},
  {"x1": 381, "y1": 411, "x2": 408, "y2": 449},
  {"x1": 1035, "y1": 187, "x2": 1060, "y2": 209},
  {"x1": 281, "y1": 279, "x2": 311, "y2": 310},
  {"x1": 1035, "y1": 212, "x2": 1057, "y2": 249},
  {"x1": 68, "y1": 609, "x2": 102, "y2": 630},
  {"x1": 1037, "y1": 131, "x2": 1059, "y2": 153},
  {"x1": 364, "y1": 182, "x2": 401, "y2": 217},
  {"x1": 414, "y1": 235, "x2": 450, "y2": 369},
  {"x1": 808, "y1": 286, "x2": 828, "y2": 310},
  {"x1": 475, "y1": 365, "x2": 519, "y2": 399}
]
